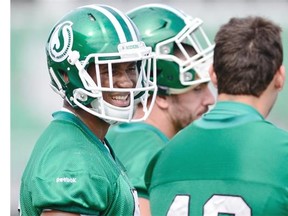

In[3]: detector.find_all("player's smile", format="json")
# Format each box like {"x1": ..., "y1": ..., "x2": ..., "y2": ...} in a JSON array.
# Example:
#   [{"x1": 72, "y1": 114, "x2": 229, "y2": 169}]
[{"x1": 110, "y1": 94, "x2": 131, "y2": 107}]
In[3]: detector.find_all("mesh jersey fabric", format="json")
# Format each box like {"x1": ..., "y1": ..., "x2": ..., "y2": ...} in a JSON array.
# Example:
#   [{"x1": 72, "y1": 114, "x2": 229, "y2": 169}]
[
  {"x1": 146, "y1": 101, "x2": 288, "y2": 216},
  {"x1": 106, "y1": 122, "x2": 169, "y2": 198},
  {"x1": 19, "y1": 111, "x2": 139, "y2": 216}
]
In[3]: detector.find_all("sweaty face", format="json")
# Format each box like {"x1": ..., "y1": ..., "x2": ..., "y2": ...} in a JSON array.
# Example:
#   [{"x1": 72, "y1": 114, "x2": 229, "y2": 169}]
[
  {"x1": 168, "y1": 82, "x2": 215, "y2": 130},
  {"x1": 87, "y1": 62, "x2": 139, "y2": 107}
]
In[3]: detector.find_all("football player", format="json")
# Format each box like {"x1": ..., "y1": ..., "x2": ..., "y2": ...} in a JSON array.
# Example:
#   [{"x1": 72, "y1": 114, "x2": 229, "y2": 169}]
[
  {"x1": 107, "y1": 4, "x2": 215, "y2": 215},
  {"x1": 146, "y1": 16, "x2": 288, "y2": 215},
  {"x1": 19, "y1": 4, "x2": 157, "y2": 216}
]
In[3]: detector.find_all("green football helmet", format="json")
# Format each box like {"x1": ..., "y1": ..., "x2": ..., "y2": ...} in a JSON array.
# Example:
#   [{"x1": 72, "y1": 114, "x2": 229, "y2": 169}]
[
  {"x1": 127, "y1": 3, "x2": 214, "y2": 95},
  {"x1": 46, "y1": 4, "x2": 157, "y2": 124}
]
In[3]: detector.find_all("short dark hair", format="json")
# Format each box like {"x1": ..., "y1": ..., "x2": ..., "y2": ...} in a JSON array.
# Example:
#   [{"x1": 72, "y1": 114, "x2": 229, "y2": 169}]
[{"x1": 213, "y1": 16, "x2": 283, "y2": 96}]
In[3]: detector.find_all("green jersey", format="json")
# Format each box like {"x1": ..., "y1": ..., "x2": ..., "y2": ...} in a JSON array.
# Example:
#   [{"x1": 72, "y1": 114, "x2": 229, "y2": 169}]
[
  {"x1": 146, "y1": 101, "x2": 288, "y2": 216},
  {"x1": 107, "y1": 122, "x2": 169, "y2": 198},
  {"x1": 19, "y1": 111, "x2": 140, "y2": 216}
]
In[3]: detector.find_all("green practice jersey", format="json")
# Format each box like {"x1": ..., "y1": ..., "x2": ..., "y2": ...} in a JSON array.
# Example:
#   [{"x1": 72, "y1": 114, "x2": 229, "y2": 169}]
[
  {"x1": 19, "y1": 111, "x2": 140, "y2": 216},
  {"x1": 107, "y1": 122, "x2": 169, "y2": 198},
  {"x1": 146, "y1": 101, "x2": 288, "y2": 216}
]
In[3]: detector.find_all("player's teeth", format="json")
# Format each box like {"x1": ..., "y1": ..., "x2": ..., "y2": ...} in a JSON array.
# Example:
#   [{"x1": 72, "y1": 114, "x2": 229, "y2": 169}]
[{"x1": 113, "y1": 96, "x2": 127, "y2": 100}]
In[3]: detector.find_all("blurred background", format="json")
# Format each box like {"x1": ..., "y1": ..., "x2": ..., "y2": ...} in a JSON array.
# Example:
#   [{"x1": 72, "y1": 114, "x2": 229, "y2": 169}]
[{"x1": 11, "y1": 0, "x2": 288, "y2": 215}]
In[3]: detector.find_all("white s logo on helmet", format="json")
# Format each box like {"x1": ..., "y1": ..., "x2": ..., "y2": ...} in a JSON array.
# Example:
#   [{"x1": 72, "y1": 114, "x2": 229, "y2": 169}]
[{"x1": 49, "y1": 21, "x2": 73, "y2": 62}]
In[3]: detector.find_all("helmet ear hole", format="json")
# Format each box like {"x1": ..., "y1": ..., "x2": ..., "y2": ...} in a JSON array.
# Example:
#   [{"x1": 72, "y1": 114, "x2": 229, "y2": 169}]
[
  {"x1": 58, "y1": 70, "x2": 69, "y2": 87},
  {"x1": 59, "y1": 70, "x2": 69, "y2": 84}
]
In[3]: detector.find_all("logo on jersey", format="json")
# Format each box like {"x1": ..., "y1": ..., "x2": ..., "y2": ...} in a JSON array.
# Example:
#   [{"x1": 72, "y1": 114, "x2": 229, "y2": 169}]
[
  {"x1": 48, "y1": 21, "x2": 73, "y2": 62},
  {"x1": 56, "y1": 177, "x2": 77, "y2": 183}
]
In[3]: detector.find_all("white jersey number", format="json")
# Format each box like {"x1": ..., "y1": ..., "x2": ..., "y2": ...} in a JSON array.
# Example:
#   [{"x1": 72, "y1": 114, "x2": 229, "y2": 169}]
[{"x1": 167, "y1": 194, "x2": 251, "y2": 216}]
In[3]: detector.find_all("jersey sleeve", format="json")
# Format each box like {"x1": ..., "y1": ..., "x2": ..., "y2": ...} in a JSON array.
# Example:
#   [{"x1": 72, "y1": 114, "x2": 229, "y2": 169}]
[{"x1": 31, "y1": 171, "x2": 112, "y2": 215}]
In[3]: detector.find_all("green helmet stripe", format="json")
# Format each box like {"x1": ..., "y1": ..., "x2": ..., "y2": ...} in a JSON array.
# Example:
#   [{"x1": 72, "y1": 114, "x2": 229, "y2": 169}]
[
  {"x1": 83, "y1": 5, "x2": 137, "y2": 43},
  {"x1": 85, "y1": 5, "x2": 127, "y2": 42},
  {"x1": 103, "y1": 5, "x2": 139, "y2": 42}
]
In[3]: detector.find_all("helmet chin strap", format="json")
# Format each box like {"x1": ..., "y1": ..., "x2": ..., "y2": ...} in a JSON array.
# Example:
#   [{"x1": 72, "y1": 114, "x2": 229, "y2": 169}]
[
  {"x1": 90, "y1": 95, "x2": 136, "y2": 125},
  {"x1": 71, "y1": 87, "x2": 135, "y2": 124}
]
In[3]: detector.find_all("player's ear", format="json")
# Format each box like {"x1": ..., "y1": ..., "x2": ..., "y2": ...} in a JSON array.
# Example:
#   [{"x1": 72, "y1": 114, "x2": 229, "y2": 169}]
[
  {"x1": 209, "y1": 64, "x2": 217, "y2": 88},
  {"x1": 155, "y1": 95, "x2": 169, "y2": 109},
  {"x1": 274, "y1": 65, "x2": 286, "y2": 91}
]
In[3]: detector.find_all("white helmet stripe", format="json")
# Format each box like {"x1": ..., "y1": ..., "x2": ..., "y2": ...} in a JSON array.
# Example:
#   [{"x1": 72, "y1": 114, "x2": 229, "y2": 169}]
[{"x1": 82, "y1": 5, "x2": 137, "y2": 42}]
